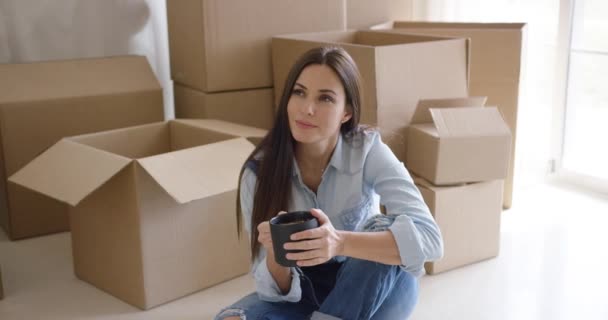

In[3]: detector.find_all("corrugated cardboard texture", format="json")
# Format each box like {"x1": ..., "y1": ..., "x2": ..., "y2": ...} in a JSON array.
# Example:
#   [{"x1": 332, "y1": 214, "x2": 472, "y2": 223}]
[
  {"x1": 430, "y1": 107, "x2": 511, "y2": 137},
  {"x1": 0, "y1": 56, "x2": 164, "y2": 239},
  {"x1": 71, "y1": 123, "x2": 171, "y2": 160},
  {"x1": 167, "y1": 0, "x2": 346, "y2": 92},
  {"x1": 176, "y1": 119, "x2": 267, "y2": 140},
  {"x1": 70, "y1": 164, "x2": 146, "y2": 308},
  {"x1": 272, "y1": 30, "x2": 469, "y2": 161},
  {"x1": 347, "y1": 0, "x2": 413, "y2": 29},
  {"x1": 375, "y1": 22, "x2": 526, "y2": 208},
  {"x1": 9, "y1": 139, "x2": 132, "y2": 207},
  {"x1": 136, "y1": 168, "x2": 249, "y2": 308},
  {"x1": 408, "y1": 106, "x2": 511, "y2": 185},
  {"x1": 139, "y1": 138, "x2": 254, "y2": 204},
  {"x1": 0, "y1": 265, "x2": 4, "y2": 299},
  {"x1": 174, "y1": 84, "x2": 275, "y2": 129},
  {"x1": 410, "y1": 97, "x2": 488, "y2": 124},
  {"x1": 416, "y1": 178, "x2": 503, "y2": 275},
  {"x1": 10, "y1": 120, "x2": 259, "y2": 309},
  {"x1": 168, "y1": 120, "x2": 238, "y2": 152}
]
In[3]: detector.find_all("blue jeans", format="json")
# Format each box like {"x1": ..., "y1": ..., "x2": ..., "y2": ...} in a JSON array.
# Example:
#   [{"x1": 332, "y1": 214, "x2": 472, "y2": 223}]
[{"x1": 214, "y1": 257, "x2": 419, "y2": 320}]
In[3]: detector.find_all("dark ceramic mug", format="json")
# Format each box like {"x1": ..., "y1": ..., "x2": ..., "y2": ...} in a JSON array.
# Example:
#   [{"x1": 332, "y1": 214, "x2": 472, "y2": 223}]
[{"x1": 270, "y1": 211, "x2": 319, "y2": 267}]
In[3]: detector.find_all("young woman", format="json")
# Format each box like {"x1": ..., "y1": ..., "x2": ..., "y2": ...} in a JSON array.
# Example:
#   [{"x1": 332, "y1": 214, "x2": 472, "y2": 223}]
[{"x1": 215, "y1": 46, "x2": 443, "y2": 320}]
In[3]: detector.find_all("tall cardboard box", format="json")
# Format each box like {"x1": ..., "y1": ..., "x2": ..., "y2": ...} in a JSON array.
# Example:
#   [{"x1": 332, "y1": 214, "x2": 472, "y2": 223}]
[
  {"x1": 272, "y1": 30, "x2": 469, "y2": 161},
  {"x1": 372, "y1": 22, "x2": 526, "y2": 208},
  {"x1": 0, "y1": 265, "x2": 3, "y2": 300},
  {"x1": 0, "y1": 56, "x2": 164, "y2": 240},
  {"x1": 167, "y1": 0, "x2": 346, "y2": 92},
  {"x1": 174, "y1": 84, "x2": 275, "y2": 130},
  {"x1": 9, "y1": 119, "x2": 266, "y2": 309},
  {"x1": 347, "y1": 0, "x2": 413, "y2": 29},
  {"x1": 414, "y1": 176, "x2": 504, "y2": 275},
  {"x1": 407, "y1": 98, "x2": 512, "y2": 185}
]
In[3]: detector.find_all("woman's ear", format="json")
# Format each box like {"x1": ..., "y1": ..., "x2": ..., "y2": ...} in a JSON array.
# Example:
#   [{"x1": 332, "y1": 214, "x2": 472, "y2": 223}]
[{"x1": 342, "y1": 109, "x2": 353, "y2": 124}]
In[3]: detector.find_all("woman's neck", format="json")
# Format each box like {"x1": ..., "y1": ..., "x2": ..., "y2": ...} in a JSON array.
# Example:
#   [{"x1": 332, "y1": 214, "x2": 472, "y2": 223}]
[{"x1": 294, "y1": 134, "x2": 339, "y2": 174}]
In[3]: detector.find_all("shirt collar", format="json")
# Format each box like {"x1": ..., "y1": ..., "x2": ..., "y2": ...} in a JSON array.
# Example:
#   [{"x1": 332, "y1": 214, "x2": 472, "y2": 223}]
[{"x1": 292, "y1": 134, "x2": 346, "y2": 177}]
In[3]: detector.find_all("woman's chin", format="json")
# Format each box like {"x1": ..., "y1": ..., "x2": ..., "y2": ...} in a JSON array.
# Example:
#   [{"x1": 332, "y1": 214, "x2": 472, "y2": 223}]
[{"x1": 292, "y1": 132, "x2": 318, "y2": 144}]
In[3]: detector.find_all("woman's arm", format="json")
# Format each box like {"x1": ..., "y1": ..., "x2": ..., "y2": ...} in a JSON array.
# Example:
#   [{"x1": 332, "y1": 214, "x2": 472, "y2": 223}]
[
  {"x1": 240, "y1": 168, "x2": 302, "y2": 302},
  {"x1": 285, "y1": 133, "x2": 443, "y2": 274},
  {"x1": 285, "y1": 209, "x2": 402, "y2": 266},
  {"x1": 338, "y1": 230, "x2": 401, "y2": 265},
  {"x1": 265, "y1": 250, "x2": 292, "y2": 294}
]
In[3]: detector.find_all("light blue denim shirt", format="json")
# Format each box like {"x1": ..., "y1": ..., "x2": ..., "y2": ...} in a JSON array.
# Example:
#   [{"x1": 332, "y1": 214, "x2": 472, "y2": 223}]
[{"x1": 239, "y1": 130, "x2": 443, "y2": 303}]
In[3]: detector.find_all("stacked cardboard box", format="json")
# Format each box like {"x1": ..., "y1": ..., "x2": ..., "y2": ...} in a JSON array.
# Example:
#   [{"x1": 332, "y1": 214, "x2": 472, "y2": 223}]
[
  {"x1": 167, "y1": 0, "x2": 348, "y2": 129},
  {"x1": 10, "y1": 119, "x2": 267, "y2": 309},
  {"x1": 272, "y1": 30, "x2": 470, "y2": 161},
  {"x1": 0, "y1": 56, "x2": 165, "y2": 240},
  {"x1": 372, "y1": 21, "x2": 526, "y2": 209},
  {"x1": 347, "y1": 0, "x2": 413, "y2": 29},
  {"x1": 406, "y1": 97, "x2": 512, "y2": 274},
  {"x1": 0, "y1": 265, "x2": 3, "y2": 300}
]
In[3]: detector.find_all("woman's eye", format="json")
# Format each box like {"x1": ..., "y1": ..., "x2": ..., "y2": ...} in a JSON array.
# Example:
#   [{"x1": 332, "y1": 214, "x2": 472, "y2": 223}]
[
  {"x1": 319, "y1": 95, "x2": 335, "y2": 103},
  {"x1": 292, "y1": 88, "x2": 305, "y2": 96}
]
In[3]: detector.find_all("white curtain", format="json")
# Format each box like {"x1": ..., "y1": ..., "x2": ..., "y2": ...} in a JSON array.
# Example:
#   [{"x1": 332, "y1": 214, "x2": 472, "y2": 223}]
[{"x1": 0, "y1": 0, "x2": 174, "y2": 119}]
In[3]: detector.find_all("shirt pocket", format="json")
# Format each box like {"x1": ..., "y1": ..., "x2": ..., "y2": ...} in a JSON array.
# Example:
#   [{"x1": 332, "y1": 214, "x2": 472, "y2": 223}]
[{"x1": 338, "y1": 195, "x2": 373, "y2": 231}]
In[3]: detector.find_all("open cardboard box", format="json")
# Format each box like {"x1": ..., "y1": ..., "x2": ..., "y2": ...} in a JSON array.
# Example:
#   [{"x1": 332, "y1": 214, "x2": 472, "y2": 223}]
[
  {"x1": 174, "y1": 84, "x2": 275, "y2": 130},
  {"x1": 371, "y1": 21, "x2": 526, "y2": 208},
  {"x1": 0, "y1": 55, "x2": 164, "y2": 239},
  {"x1": 9, "y1": 119, "x2": 266, "y2": 309},
  {"x1": 272, "y1": 30, "x2": 469, "y2": 161},
  {"x1": 414, "y1": 175, "x2": 504, "y2": 275},
  {"x1": 406, "y1": 97, "x2": 512, "y2": 185}
]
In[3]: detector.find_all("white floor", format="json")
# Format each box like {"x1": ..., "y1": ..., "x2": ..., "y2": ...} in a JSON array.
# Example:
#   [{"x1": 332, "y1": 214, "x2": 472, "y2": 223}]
[{"x1": 1, "y1": 180, "x2": 607, "y2": 320}]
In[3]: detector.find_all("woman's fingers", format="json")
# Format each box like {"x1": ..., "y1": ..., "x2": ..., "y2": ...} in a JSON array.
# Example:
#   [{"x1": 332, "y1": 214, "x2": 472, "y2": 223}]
[
  {"x1": 286, "y1": 249, "x2": 319, "y2": 261},
  {"x1": 283, "y1": 238, "x2": 323, "y2": 251},
  {"x1": 290, "y1": 225, "x2": 326, "y2": 241},
  {"x1": 294, "y1": 257, "x2": 326, "y2": 267}
]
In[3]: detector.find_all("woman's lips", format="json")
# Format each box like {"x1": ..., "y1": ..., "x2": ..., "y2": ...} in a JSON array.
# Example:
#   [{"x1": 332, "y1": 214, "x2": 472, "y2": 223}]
[{"x1": 295, "y1": 120, "x2": 317, "y2": 129}]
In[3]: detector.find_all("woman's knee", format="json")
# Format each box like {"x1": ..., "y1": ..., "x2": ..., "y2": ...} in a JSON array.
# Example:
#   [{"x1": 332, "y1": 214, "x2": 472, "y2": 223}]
[
  {"x1": 215, "y1": 307, "x2": 246, "y2": 320},
  {"x1": 339, "y1": 258, "x2": 399, "y2": 279}
]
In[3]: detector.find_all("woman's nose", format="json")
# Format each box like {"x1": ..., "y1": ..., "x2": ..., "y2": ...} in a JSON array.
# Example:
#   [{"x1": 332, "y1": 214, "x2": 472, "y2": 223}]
[{"x1": 303, "y1": 99, "x2": 315, "y2": 116}]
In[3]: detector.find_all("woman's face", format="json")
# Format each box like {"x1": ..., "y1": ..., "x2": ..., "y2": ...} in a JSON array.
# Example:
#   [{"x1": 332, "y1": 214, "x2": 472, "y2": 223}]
[{"x1": 287, "y1": 64, "x2": 352, "y2": 146}]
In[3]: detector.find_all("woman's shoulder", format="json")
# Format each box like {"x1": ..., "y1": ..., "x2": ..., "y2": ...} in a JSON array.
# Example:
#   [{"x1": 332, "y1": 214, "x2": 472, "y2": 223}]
[
  {"x1": 343, "y1": 126, "x2": 382, "y2": 151},
  {"x1": 339, "y1": 127, "x2": 382, "y2": 173}
]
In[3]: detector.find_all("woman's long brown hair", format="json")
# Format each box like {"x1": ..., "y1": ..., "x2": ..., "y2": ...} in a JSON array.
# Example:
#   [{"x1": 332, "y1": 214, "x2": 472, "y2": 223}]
[{"x1": 236, "y1": 46, "x2": 363, "y2": 261}]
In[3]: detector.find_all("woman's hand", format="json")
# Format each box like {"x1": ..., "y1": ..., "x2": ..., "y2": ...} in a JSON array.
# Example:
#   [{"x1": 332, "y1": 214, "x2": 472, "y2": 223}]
[
  {"x1": 283, "y1": 208, "x2": 345, "y2": 267},
  {"x1": 257, "y1": 211, "x2": 287, "y2": 257}
]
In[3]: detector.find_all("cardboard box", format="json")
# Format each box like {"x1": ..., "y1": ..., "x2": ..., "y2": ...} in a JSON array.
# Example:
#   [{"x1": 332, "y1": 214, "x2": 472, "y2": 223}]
[
  {"x1": 167, "y1": 0, "x2": 346, "y2": 92},
  {"x1": 413, "y1": 176, "x2": 504, "y2": 275},
  {"x1": 9, "y1": 119, "x2": 266, "y2": 309},
  {"x1": 0, "y1": 56, "x2": 164, "y2": 240},
  {"x1": 347, "y1": 0, "x2": 413, "y2": 29},
  {"x1": 371, "y1": 22, "x2": 526, "y2": 208},
  {"x1": 407, "y1": 97, "x2": 511, "y2": 185},
  {"x1": 0, "y1": 265, "x2": 3, "y2": 300},
  {"x1": 174, "y1": 84, "x2": 275, "y2": 130},
  {"x1": 272, "y1": 30, "x2": 469, "y2": 161}
]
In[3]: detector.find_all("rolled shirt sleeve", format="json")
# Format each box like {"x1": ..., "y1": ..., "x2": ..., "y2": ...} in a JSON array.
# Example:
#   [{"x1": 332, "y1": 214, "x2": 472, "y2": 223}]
[
  {"x1": 363, "y1": 133, "x2": 444, "y2": 277},
  {"x1": 240, "y1": 167, "x2": 302, "y2": 302}
]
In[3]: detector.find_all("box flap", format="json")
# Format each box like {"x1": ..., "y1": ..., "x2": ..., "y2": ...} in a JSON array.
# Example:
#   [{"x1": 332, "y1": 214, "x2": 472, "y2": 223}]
[
  {"x1": 8, "y1": 139, "x2": 132, "y2": 206},
  {"x1": 411, "y1": 97, "x2": 487, "y2": 124},
  {"x1": 174, "y1": 119, "x2": 267, "y2": 138},
  {"x1": 137, "y1": 138, "x2": 255, "y2": 204},
  {"x1": 391, "y1": 21, "x2": 526, "y2": 31},
  {"x1": 430, "y1": 107, "x2": 511, "y2": 138},
  {"x1": 0, "y1": 56, "x2": 160, "y2": 104}
]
